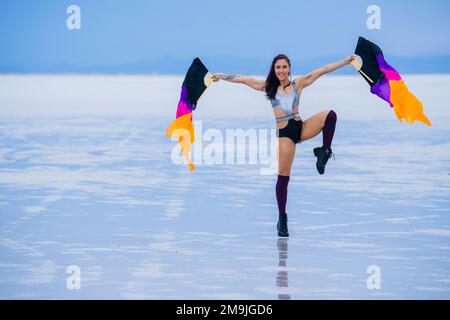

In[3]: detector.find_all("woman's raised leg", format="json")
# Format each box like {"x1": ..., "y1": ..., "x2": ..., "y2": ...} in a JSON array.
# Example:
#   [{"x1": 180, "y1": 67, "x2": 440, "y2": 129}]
[{"x1": 300, "y1": 109, "x2": 337, "y2": 174}]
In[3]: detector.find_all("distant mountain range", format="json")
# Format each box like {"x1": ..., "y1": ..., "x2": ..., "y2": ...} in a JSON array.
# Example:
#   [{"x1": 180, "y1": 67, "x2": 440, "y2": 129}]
[{"x1": 1, "y1": 55, "x2": 449, "y2": 75}]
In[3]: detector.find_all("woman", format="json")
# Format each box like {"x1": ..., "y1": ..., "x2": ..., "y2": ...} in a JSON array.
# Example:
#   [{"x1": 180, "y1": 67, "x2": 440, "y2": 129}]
[{"x1": 212, "y1": 54, "x2": 355, "y2": 237}]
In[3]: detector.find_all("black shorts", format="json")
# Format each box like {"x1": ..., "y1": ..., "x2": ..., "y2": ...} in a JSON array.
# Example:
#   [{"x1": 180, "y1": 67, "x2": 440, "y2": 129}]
[{"x1": 277, "y1": 119, "x2": 303, "y2": 144}]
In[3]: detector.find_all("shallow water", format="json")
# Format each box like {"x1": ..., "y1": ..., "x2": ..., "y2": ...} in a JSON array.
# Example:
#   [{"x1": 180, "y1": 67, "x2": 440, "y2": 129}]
[{"x1": 0, "y1": 75, "x2": 449, "y2": 299}]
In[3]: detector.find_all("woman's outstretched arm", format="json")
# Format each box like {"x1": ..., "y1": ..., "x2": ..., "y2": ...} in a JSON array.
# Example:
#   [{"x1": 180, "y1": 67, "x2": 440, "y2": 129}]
[
  {"x1": 212, "y1": 74, "x2": 265, "y2": 92},
  {"x1": 295, "y1": 55, "x2": 355, "y2": 89}
]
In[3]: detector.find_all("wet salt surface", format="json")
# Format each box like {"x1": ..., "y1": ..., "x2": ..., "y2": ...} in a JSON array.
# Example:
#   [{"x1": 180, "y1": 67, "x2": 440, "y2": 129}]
[{"x1": 0, "y1": 75, "x2": 449, "y2": 299}]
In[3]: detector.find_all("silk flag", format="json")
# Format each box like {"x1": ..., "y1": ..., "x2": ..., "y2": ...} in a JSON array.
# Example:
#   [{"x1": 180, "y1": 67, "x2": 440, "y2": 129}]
[
  {"x1": 353, "y1": 37, "x2": 431, "y2": 126},
  {"x1": 166, "y1": 58, "x2": 213, "y2": 171}
]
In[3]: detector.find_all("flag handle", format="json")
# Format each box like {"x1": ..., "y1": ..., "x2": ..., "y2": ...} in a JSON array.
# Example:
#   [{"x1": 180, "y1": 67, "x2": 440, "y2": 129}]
[
  {"x1": 351, "y1": 54, "x2": 374, "y2": 84},
  {"x1": 358, "y1": 69, "x2": 374, "y2": 84}
]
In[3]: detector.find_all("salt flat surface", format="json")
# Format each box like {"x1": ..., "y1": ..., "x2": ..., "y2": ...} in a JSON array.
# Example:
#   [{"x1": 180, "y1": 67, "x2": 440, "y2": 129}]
[{"x1": 0, "y1": 74, "x2": 449, "y2": 299}]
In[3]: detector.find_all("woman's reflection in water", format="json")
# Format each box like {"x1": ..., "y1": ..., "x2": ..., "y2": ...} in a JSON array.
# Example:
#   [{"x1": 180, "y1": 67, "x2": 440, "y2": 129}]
[{"x1": 276, "y1": 238, "x2": 291, "y2": 300}]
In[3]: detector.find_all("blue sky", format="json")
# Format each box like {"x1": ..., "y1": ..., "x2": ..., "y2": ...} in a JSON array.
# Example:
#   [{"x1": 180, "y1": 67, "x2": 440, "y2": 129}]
[{"x1": 1, "y1": 0, "x2": 449, "y2": 73}]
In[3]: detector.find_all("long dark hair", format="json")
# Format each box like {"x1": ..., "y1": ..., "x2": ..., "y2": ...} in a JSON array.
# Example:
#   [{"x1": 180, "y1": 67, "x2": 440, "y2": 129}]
[{"x1": 265, "y1": 54, "x2": 291, "y2": 100}]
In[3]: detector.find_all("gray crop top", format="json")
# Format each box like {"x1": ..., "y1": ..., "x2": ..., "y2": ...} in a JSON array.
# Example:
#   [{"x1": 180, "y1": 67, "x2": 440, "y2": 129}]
[{"x1": 269, "y1": 81, "x2": 299, "y2": 114}]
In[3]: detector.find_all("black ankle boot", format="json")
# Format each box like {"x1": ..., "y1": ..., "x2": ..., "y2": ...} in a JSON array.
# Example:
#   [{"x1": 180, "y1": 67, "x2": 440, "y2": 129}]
[
  {"x1": 313, "y1": 146, "x2": 334, "y2": 175},
  {"x1": 277, "y1": 213, "x2": 289, "y2": 237}
]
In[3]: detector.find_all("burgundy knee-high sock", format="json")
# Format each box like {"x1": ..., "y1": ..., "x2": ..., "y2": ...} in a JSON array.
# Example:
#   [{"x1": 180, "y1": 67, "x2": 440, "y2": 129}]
[
  {"x1": 322, "y1": 110, "x2": 337, "y2": 149},
  {"x1": 276, "y1": 175, "x2": 290, "y2": 215}
]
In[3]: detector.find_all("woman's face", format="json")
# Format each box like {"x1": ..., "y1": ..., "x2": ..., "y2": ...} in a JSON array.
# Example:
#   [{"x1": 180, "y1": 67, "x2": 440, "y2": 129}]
[{"x1": 274, "y1": 59, "x2": 290, "y2": 82}]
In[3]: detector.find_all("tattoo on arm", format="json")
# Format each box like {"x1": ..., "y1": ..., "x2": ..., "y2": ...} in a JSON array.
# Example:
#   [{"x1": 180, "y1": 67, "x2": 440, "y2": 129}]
[
  {"x1": 225, "y1": 74, "x2": 238, "y2": 80},
  {"x1": 304, "y1": 74, "x2": 312, "y2": 80}
]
